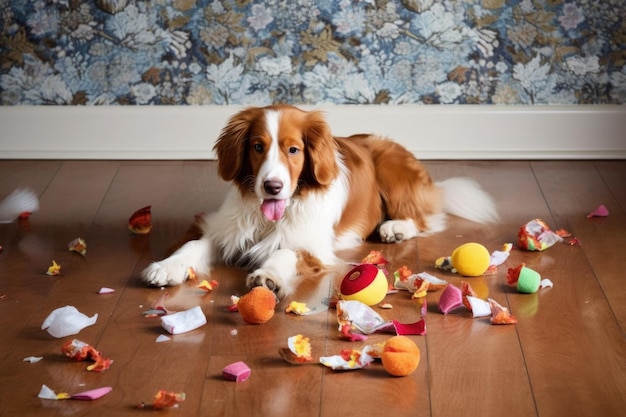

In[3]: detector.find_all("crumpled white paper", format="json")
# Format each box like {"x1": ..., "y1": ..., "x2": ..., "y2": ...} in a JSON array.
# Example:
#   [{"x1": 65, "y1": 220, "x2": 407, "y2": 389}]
[
  {"x1": 41, "y1": 306, "x2": 98, "y2": 338},
  {"x1": 465, "y1": 296, "x2": 491, "y2": 318},
  {"x1": 161, "y1": 305, "x2": 206, "y2": 334},
  {"x1": 319, "y1": 344, "x2": 382, "y2": 371},
  {"x1": 337, "y1": 300, "x2": 391, "y2": 334},
  {"x1": 337, "y1": 300, "x2": 426, "y2": 335}
]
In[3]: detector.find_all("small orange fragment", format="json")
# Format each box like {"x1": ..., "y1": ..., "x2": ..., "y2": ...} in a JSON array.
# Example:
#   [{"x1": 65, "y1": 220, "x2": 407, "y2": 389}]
[{"x1": 153, "y1": 390, "x2": 185, "y2": 409}]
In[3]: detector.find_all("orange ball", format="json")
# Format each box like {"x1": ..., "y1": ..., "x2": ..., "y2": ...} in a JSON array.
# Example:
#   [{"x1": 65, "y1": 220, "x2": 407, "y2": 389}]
[
  {"x1": 381, "y1": 336, "x2": 421, "y2": 377},
  {"x1": 237, "y1": 287, "x2": 277, "y2": 324}
]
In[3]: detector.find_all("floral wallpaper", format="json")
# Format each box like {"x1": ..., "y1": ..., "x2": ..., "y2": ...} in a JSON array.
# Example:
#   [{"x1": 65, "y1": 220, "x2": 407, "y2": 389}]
[{"x1": 1, "y1": 0, "x2": 625, "y2": 105}]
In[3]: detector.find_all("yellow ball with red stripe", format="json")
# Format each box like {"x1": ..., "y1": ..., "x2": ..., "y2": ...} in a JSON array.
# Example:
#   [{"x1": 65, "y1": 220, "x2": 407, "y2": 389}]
[{"x1": 339, "y1": 264, "x2": 388, "y2": 306}]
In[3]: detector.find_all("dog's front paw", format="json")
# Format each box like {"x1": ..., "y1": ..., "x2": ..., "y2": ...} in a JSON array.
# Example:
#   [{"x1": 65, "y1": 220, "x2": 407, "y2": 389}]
[
  {"x1": 379, "y1": 220, "x2": 418, "y2": 243},
  {"x1": 246, "y1": 269, "x2": 285, "y2": 300},
  {"x1": 141, "y1": 259, "x2": 189, "y2": 287}
]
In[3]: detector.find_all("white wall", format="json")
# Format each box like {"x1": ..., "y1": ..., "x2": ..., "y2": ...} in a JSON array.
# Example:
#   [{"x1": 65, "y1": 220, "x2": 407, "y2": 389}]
[{"x1": 1, "y1": 105, "x2": 625, "y2": 160}]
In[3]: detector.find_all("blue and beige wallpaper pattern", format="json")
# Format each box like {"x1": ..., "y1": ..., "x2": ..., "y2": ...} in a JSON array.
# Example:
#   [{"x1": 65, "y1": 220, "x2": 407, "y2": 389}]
[{"x1": 1, "y1": 0, "x2": 624, "y2": 105}]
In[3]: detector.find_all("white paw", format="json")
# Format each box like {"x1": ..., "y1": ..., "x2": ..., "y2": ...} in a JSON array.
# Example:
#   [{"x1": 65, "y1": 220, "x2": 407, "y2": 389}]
[
  {"x1": 141, "y1": 258, "x2": 190, "y2": 287},
  {"x1": 379, "y1": 220, "x2": 418, "y2": 243},
  {"x1": 246, "y1": 268, "x2": 285, "y2": 299}
]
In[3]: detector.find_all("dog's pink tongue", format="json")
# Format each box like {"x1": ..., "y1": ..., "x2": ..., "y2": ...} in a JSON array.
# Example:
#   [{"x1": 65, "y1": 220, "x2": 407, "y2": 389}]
[{"x1": 261, "y1": 199, "x2": 286, "y2": 221}]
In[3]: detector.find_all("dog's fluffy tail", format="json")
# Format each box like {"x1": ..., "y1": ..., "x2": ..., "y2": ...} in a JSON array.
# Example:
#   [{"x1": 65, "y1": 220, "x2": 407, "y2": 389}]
[{"x1": 437, "y1": 177, "x2": 499, "y2": 224}]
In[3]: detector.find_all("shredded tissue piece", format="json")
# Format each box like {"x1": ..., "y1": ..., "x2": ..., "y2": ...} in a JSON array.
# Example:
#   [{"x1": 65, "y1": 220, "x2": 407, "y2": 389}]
[
  {"x1": 41, "y1": 306, "x2": 98, "y2": 338},
  {"x1": 0, "y1": 188, "x2": 39, "y2": 223}
]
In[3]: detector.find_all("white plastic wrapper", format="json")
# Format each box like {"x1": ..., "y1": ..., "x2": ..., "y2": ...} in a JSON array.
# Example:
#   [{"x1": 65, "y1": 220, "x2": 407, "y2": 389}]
[
  {"x1": 41, "y1": 306, "x2": 98, "y2": 338},
  {"x1": 161, "y1": 305, "x2": 207, "y2": 334},
  {"x1": 466, "y1": 296, "x2": 492, "y2": 318}
]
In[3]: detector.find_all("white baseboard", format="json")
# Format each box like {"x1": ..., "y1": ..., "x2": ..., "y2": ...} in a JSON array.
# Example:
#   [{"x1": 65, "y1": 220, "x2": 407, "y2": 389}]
[{"x1": 1, "y1": 105, "x2": 625, "y2": 160}]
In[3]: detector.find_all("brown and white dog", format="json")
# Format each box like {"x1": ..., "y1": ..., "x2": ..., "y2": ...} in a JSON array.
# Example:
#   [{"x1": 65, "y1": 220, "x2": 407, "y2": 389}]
[{"x1": 141, "y1": 105, "x2": 498, "y2": 299}]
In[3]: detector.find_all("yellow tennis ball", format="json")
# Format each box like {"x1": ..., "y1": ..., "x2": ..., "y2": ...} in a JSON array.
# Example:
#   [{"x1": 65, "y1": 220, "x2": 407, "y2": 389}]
[
  {"x1": 451, "y1": 242, "x2": 490, "y2": 277},
  {"x1": 340, "y1": 264, "x2": 388, "y2": 306}
]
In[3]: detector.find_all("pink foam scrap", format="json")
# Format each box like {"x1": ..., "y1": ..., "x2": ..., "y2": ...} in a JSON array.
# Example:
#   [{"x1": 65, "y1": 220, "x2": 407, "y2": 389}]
[
  {"x1": 70, "y1": 386, "x2": 112, "y2": 401},
  {"x1": 438, "y1": 284, "x2": 464, "y2": 314},
  {"x1": 587, "y1": 204, "x2": 609, "y2": 218},
  {"x1": 222, "y1": 361, "x2": 251, "y2": 382},
  {"x1": 392, "y1": 319, "x2": 426, "y2": 335}
]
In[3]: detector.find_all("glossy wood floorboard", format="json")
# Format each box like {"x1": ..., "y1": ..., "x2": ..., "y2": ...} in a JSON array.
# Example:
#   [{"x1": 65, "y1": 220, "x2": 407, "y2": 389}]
[{"x1": 0, "y1": 160, "x2": 624, "y2": 417}]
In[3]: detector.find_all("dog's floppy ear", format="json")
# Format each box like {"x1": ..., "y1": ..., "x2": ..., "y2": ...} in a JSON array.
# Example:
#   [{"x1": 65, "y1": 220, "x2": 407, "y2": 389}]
[
  {"x1": 302, "y1": 110, "x2": 339, "y2": 186},
  {"x1": 213, "y1": 107, "x2": 260, "y2": 182}
]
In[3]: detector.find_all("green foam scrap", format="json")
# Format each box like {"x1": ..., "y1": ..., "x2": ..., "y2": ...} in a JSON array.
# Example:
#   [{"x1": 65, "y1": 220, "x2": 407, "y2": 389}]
[{"x1": 517, "y1": 266, "x2": 541, "y2": 293}]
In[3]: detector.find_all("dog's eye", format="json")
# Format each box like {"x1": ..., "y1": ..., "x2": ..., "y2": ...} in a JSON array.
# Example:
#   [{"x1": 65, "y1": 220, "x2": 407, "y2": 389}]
[
  {"x1": 288, "y1": 146, "x2": 300, "y2": 155},
  {"x1": 253, "y1": 143, "x2": 264, "y2": 153}
]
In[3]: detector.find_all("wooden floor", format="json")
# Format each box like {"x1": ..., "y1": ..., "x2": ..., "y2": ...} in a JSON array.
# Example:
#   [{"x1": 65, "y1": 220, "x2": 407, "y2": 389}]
[{"x1": 0, "y1": 159, "x2": 625, "y2": 417}]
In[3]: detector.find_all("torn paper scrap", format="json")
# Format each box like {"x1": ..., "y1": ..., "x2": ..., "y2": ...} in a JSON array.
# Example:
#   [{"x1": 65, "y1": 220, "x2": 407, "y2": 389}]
[
  {"x1": 156, "y1": 334, "x2": 171, "y2": 343},
  {"x1": 23, "y1": 356, "x2": 43, "y2": 363},
  {"x1": 337, "y1": 300, "x2": 426, "y2": 336},
  {"x1": 484, "y1": 242, "x2": 513, "y2": 274},
  {"x1": 286, "y1": 334, "x2": 313, "y2": 363},
  {"x1": 320, "y1": 344, "x2": 381, "y2": 371},
  {"x1": 38, "y1": 384, "x2": 63, "y2": 400},
  {"x1": 394, "y1": 271, "x2": 447, "y2": 297},
  {"x1": 98, "y1": 287, "x2": 115, "y2": 294},
  {"x1": 465, "y1": 296, "x2": 491, "y2": 318},
  {"x1": 68, "y1": 237, "x2": 87, "y2": 256},
  {"x1": 161, "y1": 305, "x2": 206, "y2": 334},
  {"x1": 41, "y1": 306, "x2": 98, "y2": 338},
  {"x1": 38, "y1": 384, "x2": 112, "y2": 401},
  {"x1": 517, "y1": 219, "x2": 563, "y2": 251},
  {"x1": 61, "y1": 339, "x2": 113, "y2": 372},
  {"x1": 540, "y1": 278, "x2": 554, "y2": 288},
  {"x1": 488, "y1": 298, "x2": 518, "y2": 325}
]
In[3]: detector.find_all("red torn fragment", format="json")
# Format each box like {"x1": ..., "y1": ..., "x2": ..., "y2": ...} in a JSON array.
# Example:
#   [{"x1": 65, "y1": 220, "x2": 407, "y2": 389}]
[
  {"x1": 461, "y1": 281, "x2": 478, "y2": 311},
  {"x1": 61, "y1": 339, "x2": 112, "y2": 372},
  {"x1": 394, "y1": 265, "x2": 412, "y2": 282},
  {"x1": 339, "y1": 323, "x2": 368, "y2": 342},
  {"x1": 128, "y1": 205, "x2": 152, "y2": 235},
  {"x1": 506, "y1": 264, "x2": 525, "y2": 285}
]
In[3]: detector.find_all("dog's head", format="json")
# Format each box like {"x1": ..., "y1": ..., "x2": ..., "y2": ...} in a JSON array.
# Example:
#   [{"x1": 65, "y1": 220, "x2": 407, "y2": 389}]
[{"x1": 214, "y1": 105, "x2": 339, "y2": 221}]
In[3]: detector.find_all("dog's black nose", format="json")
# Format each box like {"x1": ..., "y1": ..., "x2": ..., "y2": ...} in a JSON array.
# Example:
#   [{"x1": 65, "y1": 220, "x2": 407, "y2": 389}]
[{"x1": 263, "y1": 180, "x2": 283, "y2": 195}]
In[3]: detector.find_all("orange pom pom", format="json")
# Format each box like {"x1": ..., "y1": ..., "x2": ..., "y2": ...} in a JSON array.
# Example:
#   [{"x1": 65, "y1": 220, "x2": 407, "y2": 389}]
[
  {"x1": 381, "y1": 336, "x2": 421, "y2": 377},
  {"x1": 237, "y1": 287, "x2": 277, "y2": 324}
]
